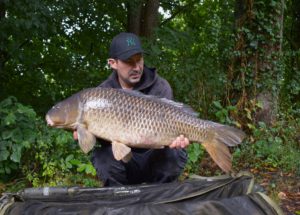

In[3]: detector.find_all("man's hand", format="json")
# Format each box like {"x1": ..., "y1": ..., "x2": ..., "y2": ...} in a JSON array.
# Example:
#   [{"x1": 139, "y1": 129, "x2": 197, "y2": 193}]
[
  {"x1": 169, "y1": 135, "x2": 190, "y2": 149},
  {"x1": 73, "y1": 131, "x2": 78, "y2": 140}
]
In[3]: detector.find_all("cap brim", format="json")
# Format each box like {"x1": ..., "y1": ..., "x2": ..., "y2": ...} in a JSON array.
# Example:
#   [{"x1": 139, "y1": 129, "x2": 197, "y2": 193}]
[{"x1": 117, "y1": 49, "x2": 145, "y2": 61}]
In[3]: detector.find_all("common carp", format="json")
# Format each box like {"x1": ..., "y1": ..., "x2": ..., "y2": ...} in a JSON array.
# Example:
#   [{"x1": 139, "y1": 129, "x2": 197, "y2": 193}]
[{"x1": 46, "y1": 87, "x2": 245, "y2": 173}]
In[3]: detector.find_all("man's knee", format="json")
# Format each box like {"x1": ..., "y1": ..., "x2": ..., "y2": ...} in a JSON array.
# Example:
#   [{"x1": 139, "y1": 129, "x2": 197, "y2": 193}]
[
  {"x1": 91, "y1": 146, "x2": 127, "y2": 186},
  {"x1": 159, "y1": 148, "x2": 187, "y2": 169},
  {"x1": 149, "y1": 148, "x2": 188, "y2": 183}
]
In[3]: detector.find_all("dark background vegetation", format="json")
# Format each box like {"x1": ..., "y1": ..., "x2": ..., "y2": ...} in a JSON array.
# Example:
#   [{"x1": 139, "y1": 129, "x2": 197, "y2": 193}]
[{"x1": 0, "y1": 0, "x2": 299, "y2": 213}]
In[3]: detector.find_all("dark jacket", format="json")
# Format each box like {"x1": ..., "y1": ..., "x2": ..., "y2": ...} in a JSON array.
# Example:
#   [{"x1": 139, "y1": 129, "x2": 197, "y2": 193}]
[{"x1": 99, "y1": 66, "x2": 173, "y2": 100}]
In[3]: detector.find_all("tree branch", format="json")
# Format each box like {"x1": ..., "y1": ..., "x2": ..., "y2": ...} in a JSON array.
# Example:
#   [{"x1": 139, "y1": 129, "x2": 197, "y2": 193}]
[{"x1": 159, "y1": 0, "x2": 198, "y2": 27}]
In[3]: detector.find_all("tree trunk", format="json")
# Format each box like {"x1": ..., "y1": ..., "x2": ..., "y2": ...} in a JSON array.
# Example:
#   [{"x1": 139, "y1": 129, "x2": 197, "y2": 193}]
[
  {"x1": 140, "y1": 0, "x2": 159, "y2": 37},
  {"x1": 127, "y1": 1, "x2": 143, "y2": 35},
  {"x1": 228, "y1": 0, "x2": 284, "y2": 126},
  {"x1": 126, "y1": 0, "x2": 159, "y2": 38}
]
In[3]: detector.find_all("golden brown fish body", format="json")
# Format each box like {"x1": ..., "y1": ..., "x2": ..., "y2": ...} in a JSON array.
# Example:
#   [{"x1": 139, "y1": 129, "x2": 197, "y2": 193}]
[{"x1": 46, "y1": 87, "x2": 245, "y2": 173}]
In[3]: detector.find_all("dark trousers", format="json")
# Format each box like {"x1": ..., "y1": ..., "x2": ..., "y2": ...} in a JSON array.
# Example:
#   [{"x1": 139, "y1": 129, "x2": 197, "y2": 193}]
[{"x1": 91, "y1": 144, "x2": 188, "y2": 187}]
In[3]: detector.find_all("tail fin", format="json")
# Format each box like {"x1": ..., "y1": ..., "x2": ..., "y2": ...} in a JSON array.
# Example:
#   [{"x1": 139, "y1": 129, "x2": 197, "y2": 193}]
[{"x1": 202, "y1": 125, "x2": 245, "y2": 173}]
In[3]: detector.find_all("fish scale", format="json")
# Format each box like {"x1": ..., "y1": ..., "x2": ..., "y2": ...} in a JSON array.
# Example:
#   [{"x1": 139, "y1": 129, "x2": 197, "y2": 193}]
[{"x1": 46, "y1": 87, "x2": 246, "y2": 173}]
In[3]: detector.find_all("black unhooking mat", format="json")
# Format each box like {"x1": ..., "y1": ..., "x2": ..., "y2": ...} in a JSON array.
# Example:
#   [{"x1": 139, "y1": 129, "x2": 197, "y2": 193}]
[{"x1": 0, "y1": 172, "x2": 283, "y2": 215}]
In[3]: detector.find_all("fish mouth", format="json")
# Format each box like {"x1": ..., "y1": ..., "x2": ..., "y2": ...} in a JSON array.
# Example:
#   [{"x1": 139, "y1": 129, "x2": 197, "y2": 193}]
[
  {"x1": 45, "y1": 116, "x2": 66, "y2": 128},
  {"x1": 46, "y1": 114, "x2": 54, "y2": 126},
  {"x1": 46, "y1": 115, "x2": 77, "y2": 130}
]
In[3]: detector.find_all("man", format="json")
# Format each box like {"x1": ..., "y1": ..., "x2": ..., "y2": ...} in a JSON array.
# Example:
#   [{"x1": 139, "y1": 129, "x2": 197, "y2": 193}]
[{"x1": 74, "y1": 32, "x2": 189, "y2": 186}]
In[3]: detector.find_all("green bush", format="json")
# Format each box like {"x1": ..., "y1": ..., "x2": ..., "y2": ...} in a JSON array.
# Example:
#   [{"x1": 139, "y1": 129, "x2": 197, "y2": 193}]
[
  {"x1": 195, "y1": 100, "x2": 300, "y2": 176},
  {"x1": 185, "y1": 144, "x2": 205, "y2": 175},
  {"x1": 0, "y1": 97, "x2": 99, "y2": 187},
  {"x1": 233, "y1": 118, "x2": 300, "y2": 175},
  {"x1": 0, "y1": 96, "x2": 36, "y2": 179}
]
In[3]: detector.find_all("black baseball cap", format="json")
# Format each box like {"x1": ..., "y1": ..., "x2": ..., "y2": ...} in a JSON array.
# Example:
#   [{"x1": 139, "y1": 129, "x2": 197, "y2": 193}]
[{"x1": 109, "y1": 32, "x2": 145, "y2": 61}]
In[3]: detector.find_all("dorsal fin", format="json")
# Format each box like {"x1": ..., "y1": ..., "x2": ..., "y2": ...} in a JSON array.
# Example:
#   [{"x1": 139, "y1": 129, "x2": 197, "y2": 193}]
[{"x1": 120, "y1": 89, "x2": 198, "y2": 117}]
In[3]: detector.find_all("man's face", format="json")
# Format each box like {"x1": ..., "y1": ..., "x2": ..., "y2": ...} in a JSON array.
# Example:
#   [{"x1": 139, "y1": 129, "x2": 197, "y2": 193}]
[{"x1": 108, "y1": 54, "x2": 144, "y2": 89}]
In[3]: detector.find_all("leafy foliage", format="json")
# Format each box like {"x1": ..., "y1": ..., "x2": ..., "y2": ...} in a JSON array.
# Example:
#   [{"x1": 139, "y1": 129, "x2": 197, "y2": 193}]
[
  {"x1": 0, "y1": 97, "x2": 35, "y2": 178},
  {"x1": 185, "y1": 144, "x2": 205, "y2": 174},
  {"x1": 0, "y1": 96, "x2": 99, "y2": 187},
  {"x1": 233, "y1": 117, "x2": 300, "y2": 175}
]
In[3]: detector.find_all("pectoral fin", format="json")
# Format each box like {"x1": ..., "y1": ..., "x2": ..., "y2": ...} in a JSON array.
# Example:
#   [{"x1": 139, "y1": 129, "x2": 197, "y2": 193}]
[
  {"x1": 111, "y1": 141, "x2": 132, "y2": 163},
  {"x1": 77, "y1": 125, "x2": 96, "y2": 154}
]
